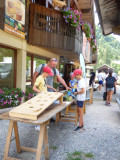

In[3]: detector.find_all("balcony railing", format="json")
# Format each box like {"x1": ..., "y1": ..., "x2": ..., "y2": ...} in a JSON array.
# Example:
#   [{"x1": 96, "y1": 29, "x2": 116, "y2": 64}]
[{"x1": 28, "y1": 3, "x2": 82, "y2": 55}]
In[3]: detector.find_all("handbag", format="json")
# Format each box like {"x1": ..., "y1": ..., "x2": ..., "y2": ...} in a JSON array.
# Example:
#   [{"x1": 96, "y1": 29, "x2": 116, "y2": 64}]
[{"x1": 103, "y1": 92, "x2": 107, "y2": 101}]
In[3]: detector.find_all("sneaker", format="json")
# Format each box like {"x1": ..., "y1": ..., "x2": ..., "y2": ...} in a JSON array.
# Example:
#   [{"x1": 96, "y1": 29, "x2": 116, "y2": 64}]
[
  {"x1": 105, "y1": 102, "x2": 108, "y2": 106},
  {"x1": 74, "y1": 125, "x2": 84, "y2": 131},
  {"x1": 107, "y1": 103, "x2": 112, "y2": 107},
  {"x1": 50, "y1": 118, "x2": 55, "y2": 123},
  {"x1": 35, "y1": 125, "x2": 40, "y2": 131}
]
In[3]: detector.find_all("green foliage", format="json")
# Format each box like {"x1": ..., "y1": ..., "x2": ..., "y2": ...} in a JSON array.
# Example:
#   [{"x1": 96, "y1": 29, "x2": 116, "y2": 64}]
[
  {"x1": 0, "y1": 85, "x2": 37, "y2": 108},
  {"x1": 61, "y1": 8, "x2": 82, "y2": 30},
  {"x1": 53, "y1": 82, "x2": 59, "y2": 89},
  {"x1": 94, "y1": 25, "x2": 120, "y2": 74},
  {"x1": 50, "y1": 145, "x2": 58, "y2": 150},
  {"x1": 66, "y1": 151, "x2": 94, "y2": 160},
  {"x1": 25, "y1": 85, "x2": 37, "y2": 101},
  {"x1": 0, "y1": 88, "x2": 24, "y2": 109},
  {"x1": 84, "y1": 153, "x2": 94, "y2": 158}
]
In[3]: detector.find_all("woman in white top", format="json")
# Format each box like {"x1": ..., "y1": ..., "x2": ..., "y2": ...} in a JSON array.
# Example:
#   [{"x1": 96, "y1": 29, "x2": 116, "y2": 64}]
[{"x1": 98, "y1": 70, "x2": 104, "y2": 92}]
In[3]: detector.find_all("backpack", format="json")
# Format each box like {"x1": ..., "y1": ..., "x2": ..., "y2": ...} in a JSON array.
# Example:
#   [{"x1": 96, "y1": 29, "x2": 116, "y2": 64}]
[
  {"x1": 39, "y1": 64, "x2": 56, "y2": 76},
  {"x1": 106, "y1": 77, "x2": 115, "y2": 88}
]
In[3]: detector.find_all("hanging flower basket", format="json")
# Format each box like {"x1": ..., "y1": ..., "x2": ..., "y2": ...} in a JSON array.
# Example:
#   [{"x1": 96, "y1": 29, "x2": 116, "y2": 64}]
[
  {"x1": 61, "y1": 8, "x2": 97, "y2": 54},
  {"x1": 61, "y1": 8, "x2": 83, "y2": 30}
]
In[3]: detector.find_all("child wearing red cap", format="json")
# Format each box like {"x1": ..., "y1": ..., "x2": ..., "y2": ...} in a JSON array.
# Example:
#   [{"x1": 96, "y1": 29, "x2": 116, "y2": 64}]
[
  {"x1": 33, "y1": 66, "x2": 56, "y2": 93},
  {"x1": 33, "y1": 66, "x2": 57, "y2": 131},
  {"x1": 72, "y1": 69, "x2": 86, "y2": 132}
]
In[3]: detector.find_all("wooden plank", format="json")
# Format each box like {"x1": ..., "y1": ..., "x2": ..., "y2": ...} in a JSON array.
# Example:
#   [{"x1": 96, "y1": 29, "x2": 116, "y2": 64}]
[
  {"x1": 20, "y1": 146, "x2": 37, "y2": 153},
  {"x1": 36, "y1": 123, "x2": 45, "y2": 160},
  {"x1": 61, "y1": 115, "x2": 76, "y2": 119},
  {"x1": 6, "y1": 157, "x2": 22, "y2": 160},
  {"x1": 44, "y1": 125, "x2": 49, "y2": 160},
  {"x1": 58, "y1": 119, "x2": 75, "y2": 123},
  {"x1": 3, "y1": 120, "x2": 14, "y2": 160},
  {"x1": 1, "y1": 101, "x2": 74, "y2": 125},
  {"x1": 9, "y1": 92, "x2": 63, "y2": 120},
  {"x1": 13, "y1": 122, "x2": 21, "y2": 153}
]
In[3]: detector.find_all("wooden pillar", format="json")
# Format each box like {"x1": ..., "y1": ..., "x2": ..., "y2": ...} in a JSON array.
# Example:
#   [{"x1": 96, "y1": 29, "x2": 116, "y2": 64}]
[{"x1": 16, "y1": 49, "x2": 26, "y2": 92}]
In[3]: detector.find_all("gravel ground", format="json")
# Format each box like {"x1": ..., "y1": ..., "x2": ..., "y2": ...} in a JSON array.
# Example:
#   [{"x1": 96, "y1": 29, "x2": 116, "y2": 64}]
[{"x1": 0, "y1": 86, "x2": 120, "y2": 160}]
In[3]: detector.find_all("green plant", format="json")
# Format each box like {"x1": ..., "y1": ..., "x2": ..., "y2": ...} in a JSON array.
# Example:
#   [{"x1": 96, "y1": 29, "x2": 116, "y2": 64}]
[
  {"x1": 53, "y1": 82, "x2": 59, "y2": 89},
  {"x1": 84, "y1": 153, "x2": 94, "y2": 158},
  {"x1": 0, "y1": 88, "x2": 24, "y2": 109},
  {"x1": 66, "y1": 151, "x2": 94, "y2": 160},
  {"x1": 25, "y1": 85, "x2": 37, "y2": 101},
  {"x1": 50, "y1": 145, "x2": 58, "y2": 150},
  {"x1": 61, "y1": 8, "x2": 83, "y2": 30},
  {"x1": 90, "y1": 38, "x2": 97, "y2": 54},
  {"x1": 82, "y1": 22, "x2": 93, "y2": 39},
  {"x1": 62, "y1": 8, "x2": 97, "y2": 54}
]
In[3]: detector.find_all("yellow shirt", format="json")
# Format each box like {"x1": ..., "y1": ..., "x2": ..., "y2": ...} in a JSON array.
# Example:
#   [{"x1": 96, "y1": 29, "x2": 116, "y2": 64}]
[{"x1": 34, "y1": 75, "x2": 47, "y2": 92}]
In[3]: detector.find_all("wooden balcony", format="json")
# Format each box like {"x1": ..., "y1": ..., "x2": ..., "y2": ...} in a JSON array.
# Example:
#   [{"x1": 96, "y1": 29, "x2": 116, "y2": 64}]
[{"x1": 28, "y1": 3, "x2": 82, "y2": 58}]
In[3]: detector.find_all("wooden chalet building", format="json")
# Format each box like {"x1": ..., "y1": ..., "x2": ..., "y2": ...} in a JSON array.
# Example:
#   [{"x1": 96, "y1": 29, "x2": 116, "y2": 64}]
[{"x1": 0, "y1": 0, "x2": 97, "y2": 91}]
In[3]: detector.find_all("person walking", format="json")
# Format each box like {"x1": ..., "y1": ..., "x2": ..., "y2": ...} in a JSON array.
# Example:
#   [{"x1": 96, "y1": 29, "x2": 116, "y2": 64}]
[
  {"x1": 112, "y1": 72, "x2": 118, "y2": 94},
  {"x1": 105, "y1": 70, "x2": 116, "y2": 106},
  {"x1": 97, "y1": 70, "x2": 104, "y2": 92},
  {"x1": 33, "y1": 58, "x2": 70, "y2": 91},
  {"x1": 89, "y1": 69, "x2": 96, "y2": 87},
  {"x1": 72, "y1": 69, "x2": 86, "y2": 132}
]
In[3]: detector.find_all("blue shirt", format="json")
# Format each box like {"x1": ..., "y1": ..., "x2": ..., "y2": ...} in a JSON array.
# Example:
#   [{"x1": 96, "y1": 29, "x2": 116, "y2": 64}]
[{"x1": 69, "y1": 80, "x2": 75, "y2": 87}]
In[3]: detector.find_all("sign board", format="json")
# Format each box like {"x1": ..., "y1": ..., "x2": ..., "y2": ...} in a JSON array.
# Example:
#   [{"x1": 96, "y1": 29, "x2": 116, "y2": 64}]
[
  {"x1": 4, "y1": 0, "x2": 25, "y2": 39},
  {"x1": 79, "y1": 53, "x2": 86, "y2": 79},
  {"x1": 82, "y1": 33, "x2": 91, "y2": 63}
]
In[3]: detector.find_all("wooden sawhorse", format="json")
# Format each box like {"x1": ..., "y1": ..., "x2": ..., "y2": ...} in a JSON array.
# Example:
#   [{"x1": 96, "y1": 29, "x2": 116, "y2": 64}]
[
  {"x1": 2, "y1": 116, "x2": 49, "y2": 160},
  {"x1": 1, "y1": 102, "x2": 73, "y2": 160}
]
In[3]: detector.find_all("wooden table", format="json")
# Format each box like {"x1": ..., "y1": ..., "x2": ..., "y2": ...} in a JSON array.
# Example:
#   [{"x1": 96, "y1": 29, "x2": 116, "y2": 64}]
[
  {"x1": 0, "y1": 101, "x2": 73, "y2": 160},
  {"x1": 66, "y1": 87, "x2": 93, "y2": 116}
]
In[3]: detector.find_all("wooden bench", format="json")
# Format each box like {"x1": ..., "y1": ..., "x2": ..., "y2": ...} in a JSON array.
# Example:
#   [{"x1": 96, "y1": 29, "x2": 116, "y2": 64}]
[
  {"x1": 66, "y1": 87, "x2": 93, "y2": 115},
  {"x1": 0, "y1": 101, "x2": 73, "y2": 160},
  {"x1": 56, "y1": 101, "x2": 79, "y2": 126}
]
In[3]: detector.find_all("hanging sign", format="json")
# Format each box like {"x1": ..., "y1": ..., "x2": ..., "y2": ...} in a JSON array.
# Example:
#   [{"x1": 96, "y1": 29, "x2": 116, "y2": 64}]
[
  {"x1": 4, "y1": 0, "x2": 25, "y2": 39},
  {"x1": 79, "y1": 53, "x2": 86, "y2": 79}
]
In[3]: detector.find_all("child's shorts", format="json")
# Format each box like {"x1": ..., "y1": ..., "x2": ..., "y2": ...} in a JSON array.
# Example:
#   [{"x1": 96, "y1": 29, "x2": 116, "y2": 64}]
[
  {"x1": 99, "y1": 80, "x2": 103, "y2": 85},
  {"x1": 77, "y1": 101, "x2": 84, "y2": 108}
]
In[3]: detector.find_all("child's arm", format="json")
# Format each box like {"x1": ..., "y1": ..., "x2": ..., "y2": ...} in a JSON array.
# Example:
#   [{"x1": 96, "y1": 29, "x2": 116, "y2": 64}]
[
  {"x1": 33, "y1": 85, "x2": 41, "y2": 93},
  {"x1": 77, "y1": 88, "x2": 85, "y2": 94},
  {"x1": 47, "y1": 85, "x2": 57, "y2": 92},
  {"x1": 69, "y1": 81, "x2": 72, "y2": 88},
  {"x1": 69, "y1": 81, "x2": 73, "y2": 88}
]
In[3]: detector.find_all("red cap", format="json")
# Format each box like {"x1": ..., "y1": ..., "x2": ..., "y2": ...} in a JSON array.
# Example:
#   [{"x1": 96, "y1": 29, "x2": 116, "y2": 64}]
[
  {"x1": 72, "y1": 69, "x2": 82, "y2": 77},
  {"x1": 43, "y1": 66, "x2": 54, "y2": 76}
]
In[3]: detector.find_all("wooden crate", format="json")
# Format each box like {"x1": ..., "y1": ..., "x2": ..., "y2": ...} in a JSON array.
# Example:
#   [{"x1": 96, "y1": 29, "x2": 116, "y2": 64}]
[{"x1": 9, "y1": 92, "x2": 63, "y2": 120}]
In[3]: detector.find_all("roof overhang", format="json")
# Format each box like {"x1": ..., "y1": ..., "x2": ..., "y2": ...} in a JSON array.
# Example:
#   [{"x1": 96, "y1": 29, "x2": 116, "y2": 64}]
[
  {"x1": 94, "y1": 0, "x2": 120, "y2": 35},
  {"x1": 78, "y1": 0, "x2": 95, "y2": 36}
]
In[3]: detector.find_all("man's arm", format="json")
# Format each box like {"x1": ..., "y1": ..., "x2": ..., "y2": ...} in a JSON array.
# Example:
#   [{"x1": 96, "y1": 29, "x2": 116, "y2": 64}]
[
  {"x1": 47, "y1": 85, "x2": 57, "y2": 92},
  {"x1": 57, "y1": 74, "x2": 71, "y2": 90},
  {"x1": 33, "y1": 71, "x2": 39, "y2": 85}
]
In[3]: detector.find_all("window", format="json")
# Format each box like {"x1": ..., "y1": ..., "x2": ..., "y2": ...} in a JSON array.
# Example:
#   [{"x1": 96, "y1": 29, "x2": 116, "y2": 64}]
[
  {"x1": 26, "y1": 55, "x2": 32, "y2": 80},
  {"x1": 26, "y1": 53, "x2": 47, "y2": 85},
  {"x1": 0, "y1": 46, "x2": 16, "y2": 88}
]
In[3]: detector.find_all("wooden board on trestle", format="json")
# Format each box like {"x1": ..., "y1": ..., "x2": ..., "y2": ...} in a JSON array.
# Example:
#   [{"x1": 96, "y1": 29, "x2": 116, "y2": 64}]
[{"x1": 9, "y1": 92, "x2": 63, "y2": 120}]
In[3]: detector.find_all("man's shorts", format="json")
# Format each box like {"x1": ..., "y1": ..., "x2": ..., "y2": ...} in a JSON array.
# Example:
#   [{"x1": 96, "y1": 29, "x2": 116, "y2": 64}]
[
  {"x1": 107, "y1": 87, "x2": 114, "y2": 91},
  {"x1": 99, "y1": 80, "x2": 103, "y2": 85},
  {"x1": 77, "y1": 101, "x2": 84, "y2": 108}
]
